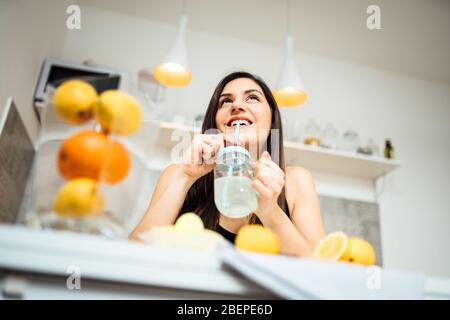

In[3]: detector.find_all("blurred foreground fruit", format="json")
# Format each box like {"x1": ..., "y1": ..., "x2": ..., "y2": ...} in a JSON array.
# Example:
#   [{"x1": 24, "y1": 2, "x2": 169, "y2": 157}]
[
  {"x1": 143, "y1": 213, "x2": 222, "y2": 251},
  {"x1": 314, "y1": 231, "x2": 376, "y2": 266},
  {"x1": 53, "y1": 178, "x2": 104, "y2": 217},
  {"x1": 175, "y1": 212, "x2": 204, "y2": 231},
  {"x1": 95, "y1": 90, "x2": 142, "y2": 135},
  {"x1": 57, "y1": 130, "x2": 130, "y2": 184},
  {"x1": 235, "y1": 225, "x2": 280, "y2": 254},
  {"x1": 53, "y1": 80, "x2": 98, "y2": 124},
  {"x1": 340, "y1": 237, "x2": 376, "y2": 266}
]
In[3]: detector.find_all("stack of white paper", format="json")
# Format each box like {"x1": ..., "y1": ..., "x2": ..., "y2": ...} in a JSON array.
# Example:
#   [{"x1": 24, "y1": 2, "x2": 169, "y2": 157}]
[{"x1": 219, "y1": 243, "x2": 426, "y2": 299}]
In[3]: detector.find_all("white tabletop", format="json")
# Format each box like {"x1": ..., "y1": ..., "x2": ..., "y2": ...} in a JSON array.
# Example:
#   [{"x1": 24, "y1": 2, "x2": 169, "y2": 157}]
[{"x1": 0, "y1": 224, "x2": 448, "y2": 299}]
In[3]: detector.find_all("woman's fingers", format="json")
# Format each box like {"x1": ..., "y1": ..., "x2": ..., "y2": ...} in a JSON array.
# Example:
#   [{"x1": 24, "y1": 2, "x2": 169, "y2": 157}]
[
  {"x1": 191, "y1": 142, "x2": 203, "y2": 165},
  {"x1": 253, "y1": 160, "x2": 285, "y2": 187},
  {"x1": 258, "y1": 156, "x2": 285, "y2": 178},
  {"x1": 193, "y1": 133, "x2": 240, "y2": 164},
  {"x1": 254, "y1": 164, "x2": 284, "y2": 193},
  {"x1": 251, "y1": 178, "x2": 271, "y2": 198},
  {"x1": 201, "y1": 145, "x2": 214, "y2": 164},
  {"x1": 188, "y1": 132, "x2": 243, "y2": 166}
]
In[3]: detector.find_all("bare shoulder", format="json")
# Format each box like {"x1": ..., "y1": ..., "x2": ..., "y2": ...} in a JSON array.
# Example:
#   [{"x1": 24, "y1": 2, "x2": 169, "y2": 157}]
[
  {"x1": 157, "y1": 163, "x2": 184, "y2": 182},
  {"x1": 285, "y1": 166, "x2": 314, "y2": 186},
  {"x1": 283, "y1": 166, "x2": 316, "y2": 215},
  {"x1": 164, "y1": 163, "x2": 183, "y2": 174}
]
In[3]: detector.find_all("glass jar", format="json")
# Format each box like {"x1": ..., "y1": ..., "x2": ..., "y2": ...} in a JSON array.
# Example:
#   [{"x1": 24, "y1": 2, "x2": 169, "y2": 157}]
[
  {"x1": 304, "y1": 119, "x2": 321, "y2": 146},
  {"x1": 340, "y1": 130, "x2": 360, "y2": 152},
  {"x1": 26, "y1": 84, "x2": 147, "y2": 238},
  {"x1": 321, "y1": 123, "x2": 339, "y2": 149},
  {"x1": 214, "y1": 146, "x2": 257, "y2": 218}
]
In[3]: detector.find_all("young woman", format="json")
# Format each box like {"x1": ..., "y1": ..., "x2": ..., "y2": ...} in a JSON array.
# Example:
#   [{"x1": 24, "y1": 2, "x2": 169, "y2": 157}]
[{"x1": 130, "y1": 71, "x2": 325, "y2": 257}]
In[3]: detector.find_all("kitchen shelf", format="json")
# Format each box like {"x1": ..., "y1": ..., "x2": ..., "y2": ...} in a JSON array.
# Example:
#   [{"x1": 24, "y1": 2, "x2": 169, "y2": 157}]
[{"x1": 150, "y1": 121, "x2": 402, "y2": 180}]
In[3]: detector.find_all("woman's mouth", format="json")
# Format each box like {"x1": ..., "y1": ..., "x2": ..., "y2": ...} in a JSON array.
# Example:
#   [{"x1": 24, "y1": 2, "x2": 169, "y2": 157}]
[{"x1": 225, "y1": 118, "x2": 254, "y2": 128}]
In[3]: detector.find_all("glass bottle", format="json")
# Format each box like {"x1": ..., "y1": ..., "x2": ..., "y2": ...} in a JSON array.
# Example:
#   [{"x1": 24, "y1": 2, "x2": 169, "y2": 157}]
[{"x1": 384, "y1": 139, "x2": 395, "y2": 159}]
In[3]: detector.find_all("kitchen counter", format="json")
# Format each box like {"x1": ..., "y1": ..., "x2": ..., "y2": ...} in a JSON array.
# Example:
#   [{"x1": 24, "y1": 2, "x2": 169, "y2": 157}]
[{"x1": 0, "y1": 225, "x2": 448, "y2": 299}]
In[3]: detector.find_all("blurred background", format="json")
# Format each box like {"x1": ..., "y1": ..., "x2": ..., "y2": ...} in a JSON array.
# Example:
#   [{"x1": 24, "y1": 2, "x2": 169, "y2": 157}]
[{"x1": 0, "y1": 0, "x2": 449, "y2": 281}]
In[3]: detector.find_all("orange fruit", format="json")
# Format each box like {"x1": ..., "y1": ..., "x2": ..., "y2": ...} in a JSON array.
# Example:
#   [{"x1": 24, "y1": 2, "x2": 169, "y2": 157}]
[{"x1": 57, "y1": 130, "x2": 130, "y2": 184}]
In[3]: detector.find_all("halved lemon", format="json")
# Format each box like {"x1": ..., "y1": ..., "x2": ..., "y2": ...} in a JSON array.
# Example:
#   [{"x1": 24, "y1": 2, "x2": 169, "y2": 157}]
[{"x1": 313, "y1": 231, "x2": 348, "y2": 261}]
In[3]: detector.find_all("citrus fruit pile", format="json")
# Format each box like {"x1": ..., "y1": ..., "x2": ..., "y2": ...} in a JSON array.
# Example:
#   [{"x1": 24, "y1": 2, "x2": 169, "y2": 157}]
[
  {"x1": 313, "y1": 231, "x2": 376, "y2": 266},
  {"x1": 51, "y1": 80, "x2": 143, "y2": 218}
]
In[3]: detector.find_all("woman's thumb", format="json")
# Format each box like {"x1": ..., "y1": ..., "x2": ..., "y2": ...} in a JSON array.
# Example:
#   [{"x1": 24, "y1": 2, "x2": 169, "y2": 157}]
[{"x1": 261, "y1": 151, "x2": 271, "y2": 159}]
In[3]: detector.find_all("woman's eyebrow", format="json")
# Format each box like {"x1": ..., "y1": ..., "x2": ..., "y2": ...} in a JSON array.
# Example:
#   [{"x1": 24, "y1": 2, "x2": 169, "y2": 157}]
[
  {"x1": 220, "y1": 89, "x2": 263, "y2": 98},
  {"x1": 244, "y1": 89, "x2": 263, "y2": 95}
]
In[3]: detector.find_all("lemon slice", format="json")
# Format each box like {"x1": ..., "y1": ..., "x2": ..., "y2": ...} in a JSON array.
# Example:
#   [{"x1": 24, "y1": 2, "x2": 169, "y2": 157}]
[{"x1": 313, "y1": 231, "x2": 348, "y2": 261}]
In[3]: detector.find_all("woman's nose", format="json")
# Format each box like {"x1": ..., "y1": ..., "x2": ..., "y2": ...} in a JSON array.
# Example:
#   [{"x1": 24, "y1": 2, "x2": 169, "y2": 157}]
[{"x1": 231, "y1": 101, "x2": 246, "y2": 113}]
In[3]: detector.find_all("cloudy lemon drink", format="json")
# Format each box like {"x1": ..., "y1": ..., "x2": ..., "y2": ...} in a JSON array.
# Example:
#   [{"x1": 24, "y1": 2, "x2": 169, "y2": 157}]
[
  {"x1": 214, "y1": 124, "x2": 258, "y2": 218},
  {"x1": 214, "y1": 175, "x2": 257, "y2": 217}
]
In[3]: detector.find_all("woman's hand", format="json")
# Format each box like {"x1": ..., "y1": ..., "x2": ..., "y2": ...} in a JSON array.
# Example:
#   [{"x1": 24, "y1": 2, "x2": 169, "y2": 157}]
[
  {"x1": 251, "y1": 151, "x2": 285, "y2": 221},
  {"x1": 182, "y1": 133, "x2": 238, "y2": 181}
]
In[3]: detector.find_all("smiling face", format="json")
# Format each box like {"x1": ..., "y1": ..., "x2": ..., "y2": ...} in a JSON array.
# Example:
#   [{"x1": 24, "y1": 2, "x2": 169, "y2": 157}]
[{"x1": 215, "y1": 78, "x2": 272, "y2": 149}]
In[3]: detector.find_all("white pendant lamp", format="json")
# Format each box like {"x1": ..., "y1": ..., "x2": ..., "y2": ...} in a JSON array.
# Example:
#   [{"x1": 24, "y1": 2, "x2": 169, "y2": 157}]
[
  {"x1": 273, "y1": 1, "x2": 307, "y2": 107},
  {"x1": 153, "y1": 5, "x2": 191, "y2": 87}
]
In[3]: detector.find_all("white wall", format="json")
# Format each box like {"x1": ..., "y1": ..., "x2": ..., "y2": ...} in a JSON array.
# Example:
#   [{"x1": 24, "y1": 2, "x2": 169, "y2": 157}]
[
  {"x1": 34, "y1": 5, "x2": 450, "y2": 278},
  {"x1": 0, "y1": 0, "x2": 74, "y2": 143}
]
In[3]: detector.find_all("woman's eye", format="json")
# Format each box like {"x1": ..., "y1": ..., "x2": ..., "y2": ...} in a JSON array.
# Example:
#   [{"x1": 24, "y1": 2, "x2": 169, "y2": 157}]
[
  {"x1": 247, "y1": 95, "x2": 260, "y2": 102},
  {"x1": 220, "y1": 98, "x2": 232, "y2": 106}
]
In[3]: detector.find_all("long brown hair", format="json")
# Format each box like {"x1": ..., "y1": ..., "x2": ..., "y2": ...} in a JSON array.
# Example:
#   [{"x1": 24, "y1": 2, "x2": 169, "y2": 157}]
[{"x1": 178, "y1": 71, "x2": 289, "y2": 229}]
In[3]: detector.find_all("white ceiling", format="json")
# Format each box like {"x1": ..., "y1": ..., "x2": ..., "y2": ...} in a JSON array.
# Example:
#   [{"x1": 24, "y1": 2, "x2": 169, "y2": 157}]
[{"x1": 79, "y1": 0, "x2": 450, "y2": 84}]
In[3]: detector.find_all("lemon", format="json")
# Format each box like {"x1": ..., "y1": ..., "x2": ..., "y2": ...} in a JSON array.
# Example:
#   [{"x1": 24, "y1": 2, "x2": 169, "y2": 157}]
[
  {"x1": 53, "y1": 178, "x2": 104, "y2": 217},
  {"x1": 340, "y1": 237, "x2": 376, "y2": 266},
  {"x1": 175, "y1": 213, "x2": 204, "y2": 231},
  {"x1": 235, "y1": 225, "x2": 281, "y2": 254},
  {"x1": 53, "y1": 80, "x2": 98, "y2": 124},
  {"x1": 313, "y1": 231, "x2": 348, "y2": 261},
  {"x1": 95, "y1": 90, "x2": 142, "y2": 135}
]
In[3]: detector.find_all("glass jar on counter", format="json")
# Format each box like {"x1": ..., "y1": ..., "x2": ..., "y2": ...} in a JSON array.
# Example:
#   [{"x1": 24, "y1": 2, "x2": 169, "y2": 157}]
[{"x1": 214, "y1": 146, "x2": 257, "y2": 218}]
